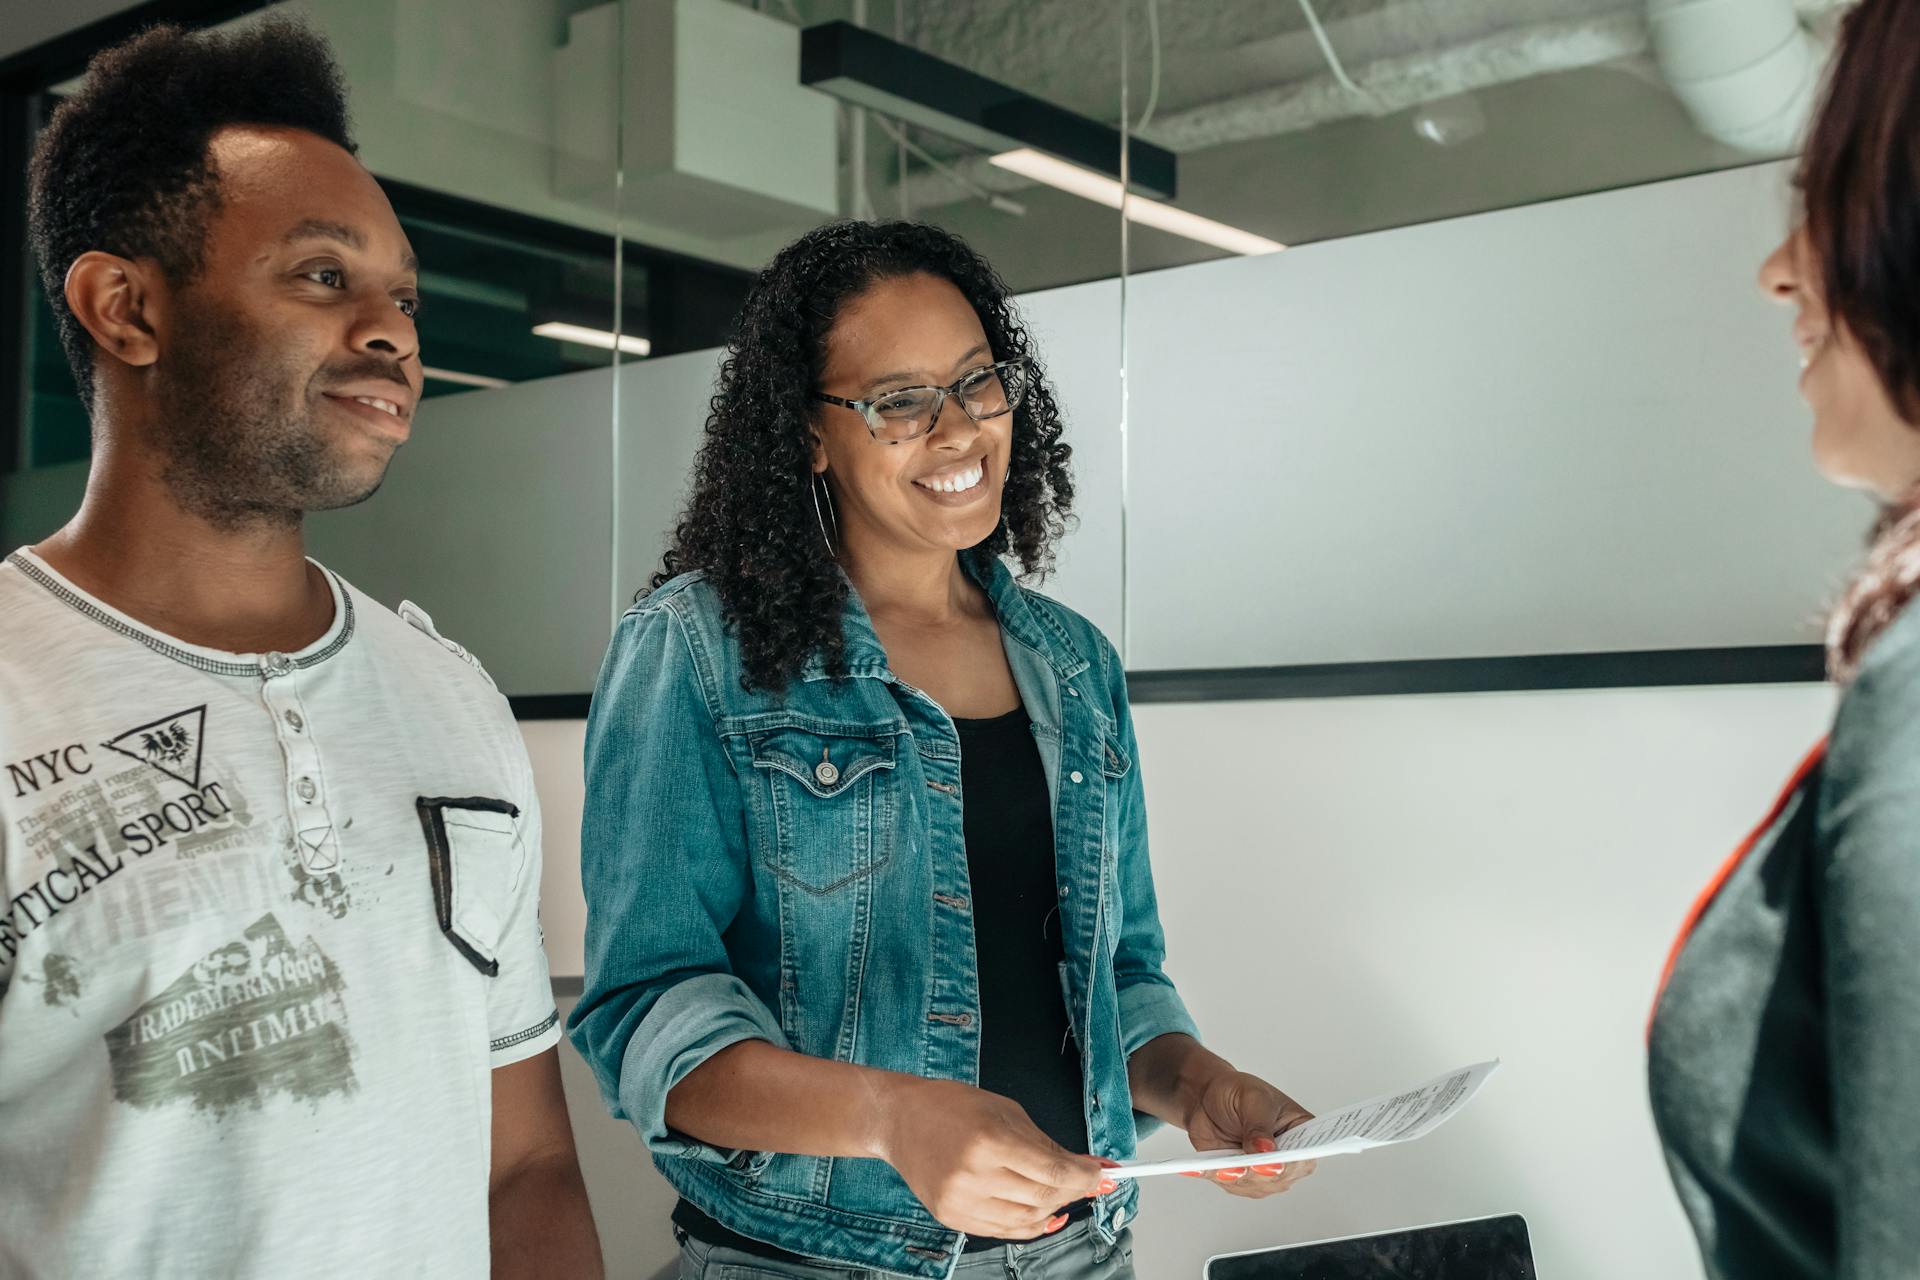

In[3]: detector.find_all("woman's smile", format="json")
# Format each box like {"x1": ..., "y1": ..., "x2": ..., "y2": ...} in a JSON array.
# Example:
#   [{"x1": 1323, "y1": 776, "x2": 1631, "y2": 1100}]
[{"x1": 911, "y1": 455, "x2": 990, "y2": 505}]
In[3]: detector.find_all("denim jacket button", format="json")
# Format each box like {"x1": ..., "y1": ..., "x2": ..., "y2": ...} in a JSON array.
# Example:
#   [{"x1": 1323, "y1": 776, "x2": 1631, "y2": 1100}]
[
  {"x1": 1059, "y1": 885, "x2": 1070, "y2": 898},
  {"x1": 814, "y1": 760, "x2": 840, "y2": 786},
  {"x1": 1067, "y1": 687, "x2": 1080, "y2": 697},
  {"x1": 1070, "y1": 770, "x2": 1084, "y2": 784}
]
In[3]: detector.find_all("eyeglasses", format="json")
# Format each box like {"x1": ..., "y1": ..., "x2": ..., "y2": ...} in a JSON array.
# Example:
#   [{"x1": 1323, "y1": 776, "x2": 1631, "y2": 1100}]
[{"x1": 813, "y1": 358, "x2": 1032, "y2": 444}]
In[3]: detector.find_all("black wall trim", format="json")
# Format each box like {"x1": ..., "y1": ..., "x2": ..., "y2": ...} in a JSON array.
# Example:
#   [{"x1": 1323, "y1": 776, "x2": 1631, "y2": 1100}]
[
  {"x1": 1124, "y1": 645, "x2": 1828, "y2": 703},
  {"x1": 507, "y1": 645, "x2": 1828, "y2": 720},
  {"x1": 510, "y1": 693, "x2": 593, "y2": 720}
]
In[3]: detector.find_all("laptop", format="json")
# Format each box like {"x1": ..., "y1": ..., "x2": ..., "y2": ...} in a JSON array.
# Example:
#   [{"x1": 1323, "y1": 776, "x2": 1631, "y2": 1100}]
[{"x1": 1204, "y1": 1213, "x2": 1535, "y2": 1280}]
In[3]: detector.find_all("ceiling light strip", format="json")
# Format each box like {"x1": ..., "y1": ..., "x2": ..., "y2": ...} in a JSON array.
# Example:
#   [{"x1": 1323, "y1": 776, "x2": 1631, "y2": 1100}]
[
  {"x1": 422, "y1": 366, "x2": 511, "y2": 390},
  {"x1": 989, "y1": 149, "x2": 1285, "y2": 256},
  {"x1": 531, "y1": 322, "x2": 653, "y2": 358}
]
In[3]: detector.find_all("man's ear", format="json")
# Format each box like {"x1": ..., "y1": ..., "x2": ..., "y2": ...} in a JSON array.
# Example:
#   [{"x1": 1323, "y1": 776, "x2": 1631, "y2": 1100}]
[{"x1": 64, "y1": 251, "x2": 165, "y2": 374}]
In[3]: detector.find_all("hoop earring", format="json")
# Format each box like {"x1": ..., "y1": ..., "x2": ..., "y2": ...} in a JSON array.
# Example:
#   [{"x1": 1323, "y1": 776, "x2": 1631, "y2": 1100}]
[{"x1": 811, "y1": 472, "x2": 839, "y2": 558}]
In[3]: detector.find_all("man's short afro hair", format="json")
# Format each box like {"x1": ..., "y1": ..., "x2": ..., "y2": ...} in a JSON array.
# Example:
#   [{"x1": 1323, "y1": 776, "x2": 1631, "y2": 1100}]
[{"x1": 27, "y1": 17, "x2": 356, "y2": 410}]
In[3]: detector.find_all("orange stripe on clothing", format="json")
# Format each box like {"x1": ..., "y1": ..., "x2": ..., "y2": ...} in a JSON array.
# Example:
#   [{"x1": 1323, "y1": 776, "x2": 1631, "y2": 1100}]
[{"x1": 1648, "y1": 738, "x2": 1829, "y2": 1041}]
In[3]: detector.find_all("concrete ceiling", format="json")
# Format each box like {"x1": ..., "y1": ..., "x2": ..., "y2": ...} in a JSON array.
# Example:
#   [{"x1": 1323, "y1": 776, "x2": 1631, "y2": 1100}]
[{"x1": 749, "y1": 0, "x2": 1852, "y2": 289}]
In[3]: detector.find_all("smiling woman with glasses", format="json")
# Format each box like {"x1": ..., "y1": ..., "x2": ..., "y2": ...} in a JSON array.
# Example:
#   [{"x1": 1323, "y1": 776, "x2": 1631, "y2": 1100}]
[{"x1": 568, "y1": 220, "x2": 1316, "y2": 1280}]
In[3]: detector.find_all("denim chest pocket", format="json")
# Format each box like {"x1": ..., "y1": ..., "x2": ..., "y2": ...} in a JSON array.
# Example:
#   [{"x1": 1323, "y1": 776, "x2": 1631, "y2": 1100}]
[
  {"x1": 749, "y1": 725, "x2": 898, "y2": 895},
  {"x1": 1101, "y1": 735, "x2": 1132, "y2": 781}
]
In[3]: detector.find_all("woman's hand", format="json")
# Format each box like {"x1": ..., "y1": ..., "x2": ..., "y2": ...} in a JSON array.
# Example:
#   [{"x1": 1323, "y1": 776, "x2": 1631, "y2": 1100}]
[
  {"x1": 1179, "y1": 1069, "x2": 1317, "y2": 1199},
  {"x1": 1126, "y1": 1034, "x2": 1317, "y2": 1200},
  {"x1": 873, "y1": 1077, "x2": 1111, "y2": 1240}
]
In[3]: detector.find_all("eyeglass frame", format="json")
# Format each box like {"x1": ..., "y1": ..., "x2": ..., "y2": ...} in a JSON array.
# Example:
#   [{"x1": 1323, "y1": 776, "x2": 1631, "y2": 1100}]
[{"x1": 812, "y1": 357, "x2": 1031, "y2": 443}]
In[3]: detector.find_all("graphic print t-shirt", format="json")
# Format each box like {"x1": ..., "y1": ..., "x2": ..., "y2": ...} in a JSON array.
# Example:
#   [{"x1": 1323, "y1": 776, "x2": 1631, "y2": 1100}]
[{"x1": 0, "y1": 551, "x2": 560, "y2": 1279}]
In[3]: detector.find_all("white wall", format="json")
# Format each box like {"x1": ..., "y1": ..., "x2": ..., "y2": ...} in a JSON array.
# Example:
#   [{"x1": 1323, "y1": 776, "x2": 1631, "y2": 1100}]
[
  {"x1": 1125, "y1": 161, "x2": 1867, "y2": 669},
  {"x1": 1122, "y1": 683, "x2": 1833, "y2": 1280},
  {"x1": 305, "y1": 363, "x2": 617, "y2": 696},
  {"x1": 524, "y1": 719, "x2": 591, "y2": 977},
  {"x1": 522, "y1": 677, "x2": 1835, "y2": 1279}
]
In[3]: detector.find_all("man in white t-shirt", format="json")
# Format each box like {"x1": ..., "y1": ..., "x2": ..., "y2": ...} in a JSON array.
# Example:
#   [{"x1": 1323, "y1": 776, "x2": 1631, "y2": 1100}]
[{"x1": 1, "y1": 19, "x2": 602, "y2": 1277}]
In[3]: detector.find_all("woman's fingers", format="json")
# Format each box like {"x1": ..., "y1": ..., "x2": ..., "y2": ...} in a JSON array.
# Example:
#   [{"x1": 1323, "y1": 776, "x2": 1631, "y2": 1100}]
[
  {"x1": 977, "y1": 1198, "x2": 1058, "y2": 1239},
  {"x1": 990, "y1": 1168, "x2": 1083, "y2": 1211},
  {"x1": 895, "y1": 1087, "x2": 1109, "y2": 1236},
  {"x1": 1276, "y1": 1158, "x2": 1317, "y2": 1189},
  {"x1": 1181, "y1": 1136, "x2": 1318, "y2": 1196},
  {"x1": 1000, "y1": 1140, "x2": 1105, "y2": 1204},
  {"x1": 1222, "y1": 1155, "x2": 1317, "y2": 1199}
]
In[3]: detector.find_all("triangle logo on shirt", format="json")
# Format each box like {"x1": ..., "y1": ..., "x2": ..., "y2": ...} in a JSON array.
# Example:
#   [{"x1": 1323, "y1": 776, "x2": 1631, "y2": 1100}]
[{"x1": 103, "y1": 705, "x2": 207, "y2": 789}]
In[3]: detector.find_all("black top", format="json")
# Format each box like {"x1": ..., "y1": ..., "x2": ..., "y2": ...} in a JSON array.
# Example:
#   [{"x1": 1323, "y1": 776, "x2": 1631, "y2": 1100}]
[
  {"x1": 951, "y1": 705, "x2": 1087, "y2": 1165},
  {"x1": 675, "y1": 703, "x2": 1091, "y2": 1260}
]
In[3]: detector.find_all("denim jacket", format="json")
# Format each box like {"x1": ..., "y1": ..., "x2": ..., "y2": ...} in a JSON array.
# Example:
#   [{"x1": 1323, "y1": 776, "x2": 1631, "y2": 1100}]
[{"x1": 567, "y1": 553, "x2": 1200, "y2": 1278}]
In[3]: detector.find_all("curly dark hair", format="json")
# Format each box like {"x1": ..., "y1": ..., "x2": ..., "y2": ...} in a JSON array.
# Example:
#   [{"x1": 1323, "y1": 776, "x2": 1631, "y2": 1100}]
[
  {"x1": 654, "y1": 220, "x2": 1075, "y2": 692},
  {"x1": 27, "y1": 18, "x2": 355, "y2": 412}
]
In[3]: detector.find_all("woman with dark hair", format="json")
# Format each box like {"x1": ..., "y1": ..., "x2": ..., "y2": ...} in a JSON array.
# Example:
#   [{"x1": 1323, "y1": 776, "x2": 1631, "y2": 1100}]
[
  {"x1": 568, "y1": 220, "x2": 1314, "y2": 1278},
  {"x1": 1648, "y1": 2, "x2": 1920, "y2": 1276}
]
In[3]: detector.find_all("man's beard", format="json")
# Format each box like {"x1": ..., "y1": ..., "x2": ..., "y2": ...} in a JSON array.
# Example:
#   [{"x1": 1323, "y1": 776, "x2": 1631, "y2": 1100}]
[{"x1": 151, "y1": 300, "x2": 402, "y2": 533}]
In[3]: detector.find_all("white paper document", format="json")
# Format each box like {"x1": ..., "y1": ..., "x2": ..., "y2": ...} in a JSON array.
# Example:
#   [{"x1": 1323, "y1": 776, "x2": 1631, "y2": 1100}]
[{"x1": 1109, "y1": 1059, "x2": 1500, "y2": 1180}]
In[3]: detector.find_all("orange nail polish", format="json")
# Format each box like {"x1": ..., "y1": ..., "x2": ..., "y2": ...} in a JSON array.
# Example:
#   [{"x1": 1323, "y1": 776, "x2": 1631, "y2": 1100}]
[
  {"x1": 1046, "y1": 1214, "x2": 1068, "y2": 1233},
  {"x1": 1218, "y1": 1168, "x2": 1247, "y2": 1181},
  {"x1": 1098, "y1": 1180, "x2": 1118, "y2": 1195}
]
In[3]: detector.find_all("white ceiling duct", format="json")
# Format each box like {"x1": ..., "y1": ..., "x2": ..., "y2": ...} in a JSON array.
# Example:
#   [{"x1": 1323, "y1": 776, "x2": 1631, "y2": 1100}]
[
  {"x1": 878, "y1": 0, "x2": 1852, "y2": 216},
  {"x1": 1647, "y1": 0, "x2": 1829, "y2": 155}
]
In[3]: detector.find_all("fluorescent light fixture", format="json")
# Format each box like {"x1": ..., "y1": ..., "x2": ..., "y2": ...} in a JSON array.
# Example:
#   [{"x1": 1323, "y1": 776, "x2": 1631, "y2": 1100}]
[
  {"x1": 988, "y1": 149, "x2": 1286, "y2": 256},
  {"x1": 422, "y1": 366, "x2": 510, "y2": 390},
  {"x1": 532, "y1": 322, "x2": 653, "y2": 357},
  {"x1": 800, "y1": 22, "x2": 1177, "y2": 198}
]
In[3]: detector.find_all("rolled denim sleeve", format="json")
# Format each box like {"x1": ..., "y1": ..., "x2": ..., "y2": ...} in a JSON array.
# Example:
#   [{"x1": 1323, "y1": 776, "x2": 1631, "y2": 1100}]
[
  {"x1": 1099, "y1": 635, "x2": 1201, "y2": 1130},
  {"x1": 566, "y1": 600, "x2": 789, "y2": 1171}
]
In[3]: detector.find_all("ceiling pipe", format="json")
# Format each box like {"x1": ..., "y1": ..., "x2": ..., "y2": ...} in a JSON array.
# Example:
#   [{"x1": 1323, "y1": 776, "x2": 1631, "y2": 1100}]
[
  {"x1": 1647, "y1": 0, "x2": 1828, "y2": 156},
  {"x1": 882, "y1": 0, "x2": 1853, "y2": 214}
]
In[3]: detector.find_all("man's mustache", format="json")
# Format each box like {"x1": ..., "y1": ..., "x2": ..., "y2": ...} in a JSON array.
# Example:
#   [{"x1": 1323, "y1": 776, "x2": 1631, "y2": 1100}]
[{"x1": 314, "y1": 357, "x2": 412, "y2": 393}]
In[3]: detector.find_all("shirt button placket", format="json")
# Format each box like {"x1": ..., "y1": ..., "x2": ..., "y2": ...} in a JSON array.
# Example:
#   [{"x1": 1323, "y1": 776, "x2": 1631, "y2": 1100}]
[{"x1": 261, "y1": 652, "x2": 339, "y2": 874}]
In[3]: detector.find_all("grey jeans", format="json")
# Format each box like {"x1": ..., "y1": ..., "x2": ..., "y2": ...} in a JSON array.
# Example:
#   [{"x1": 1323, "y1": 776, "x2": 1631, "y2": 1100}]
[{"x1": 674, "y1": 1219, "x2": 1136, "y2": 1280}]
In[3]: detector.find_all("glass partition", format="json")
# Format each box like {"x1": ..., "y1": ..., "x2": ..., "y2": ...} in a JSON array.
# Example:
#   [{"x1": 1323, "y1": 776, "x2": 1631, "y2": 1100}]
[
  {"x1": 1114, "y1": 0, "x2": 1863, "y2": 681},
  {"x1": 608, "y1": 0, "x2": 1133, "y2": 639}
]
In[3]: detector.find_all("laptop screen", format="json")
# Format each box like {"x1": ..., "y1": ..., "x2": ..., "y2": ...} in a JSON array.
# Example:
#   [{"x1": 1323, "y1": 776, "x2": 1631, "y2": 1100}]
[{"x1": 1205, "y1": 1214, "x2": 1535, "y2": 1280}]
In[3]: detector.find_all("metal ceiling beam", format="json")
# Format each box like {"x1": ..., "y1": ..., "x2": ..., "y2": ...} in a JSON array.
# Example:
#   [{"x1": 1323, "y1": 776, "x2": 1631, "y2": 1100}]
[{"x1": 799, "y1": 20, "x2": 1177, "y2": 201}]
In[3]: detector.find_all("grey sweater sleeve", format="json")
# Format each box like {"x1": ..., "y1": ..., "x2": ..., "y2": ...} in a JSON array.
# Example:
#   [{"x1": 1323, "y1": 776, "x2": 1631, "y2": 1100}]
[{"x1": 1816, "y1": 610, "x2": 1920, "y2": 1280}]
